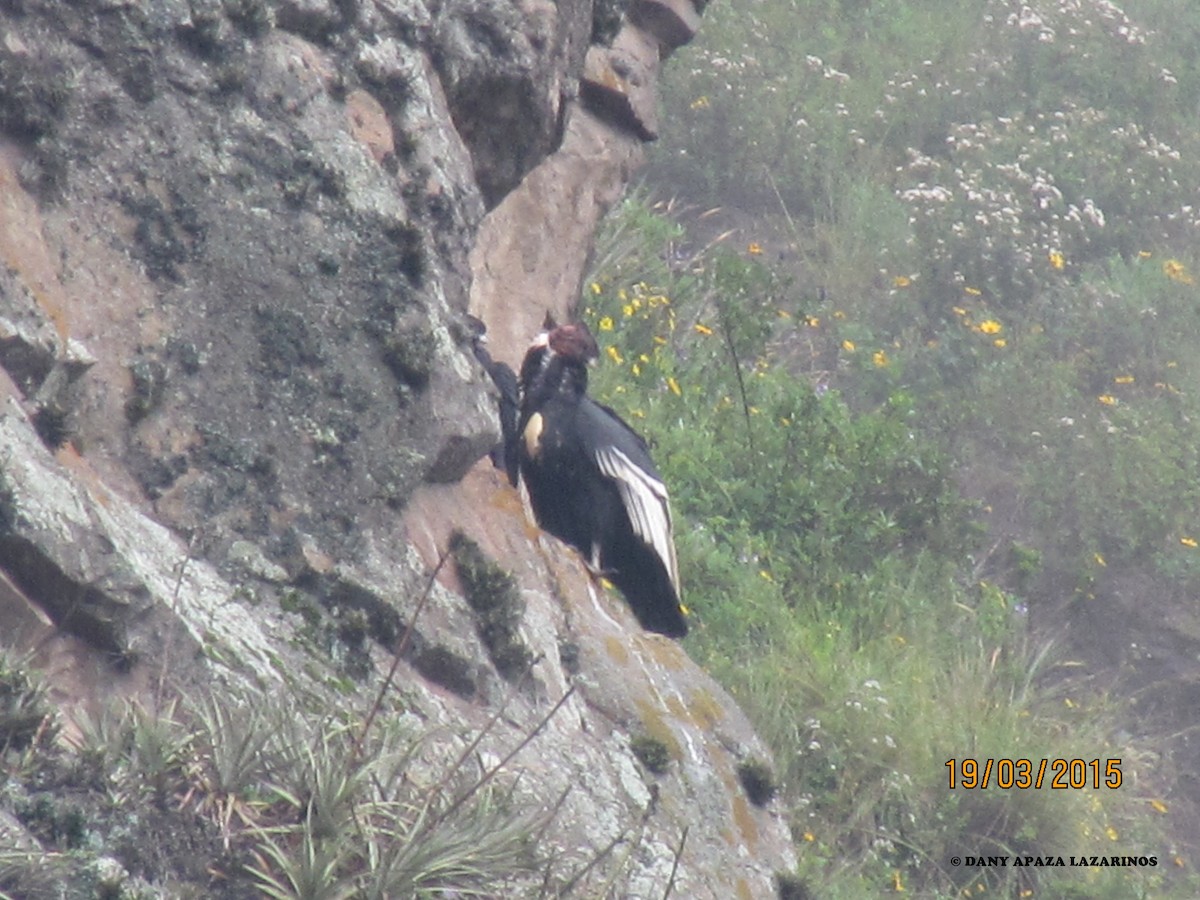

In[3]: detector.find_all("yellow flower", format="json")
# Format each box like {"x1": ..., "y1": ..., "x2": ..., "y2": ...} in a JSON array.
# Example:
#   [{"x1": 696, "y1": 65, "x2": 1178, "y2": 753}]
[
  {"x1": 892, "y1": 870, "x2": 905, "y2": 892},
  {"x1": 653, "y1": 335, "x2": 667, "y2": 346},
  {"x1": 1094, "y1": 553, "x2": 1106, "y2": 567},
  {"x1": 833, "y1": 310, "x2": 846, "y2": 319},
  {"x1": 964, "y1": 286, "x2": 982, "y2": 296},
  {"x1": 622, "y1": 304, "x2": 634, "y2": 317},
  {"x1": 993, "y1": 338, "x2": 1006, "y2": 348},
  {"x1": 606, "y1": 345, "x2": 624, "y2": 364},
  {"x1": 1150, "y1": 799, "x2": 1169, "y2": 813},
  {"x1": 590, "y1": 281, "x2": 603, "y2": 295},
  {"x1": 892, "y1": 274, "x2": 912, "y2": 288},
  {"x1": 694, "y1": 323, "x2": 714, "y2": 336},
  {"x1": 873, "y1": 350, "x2": 889, "y2": 367},
  {"x1": 802, "y1": 831, "x2": 815, "y2": 842},
  {"x1": 952, "y1": 306, "x2": 967, "y2": 316},
  {"x1": 776, "y1": 308, "x2": 791, "y2": 319},
  {"x1": 598, "y1": 316, "x2": 614, "y2": 332},
  {"x1": 759, "y1": 569, "x2": 773, "y2": 582},
  {"x1": 667, "y1": 376, "x2": 681, "y2": 396},
  {"x1": 690, "y1": 95, "x2": 710, "y2": 110},
  {"x1": 1106, "y1": 825, "x2": 1119, "y2": 841},
  {"x1": 1181, "y1": 537, "x2": 1198, "y2": 548},
  {"x1": 1114, "y1": 374, "x2": 1134, "y2": 384},
  {"x1": 806, "y1": 315, "x2": 821, "y2": 328},
  {"x1": 747, "y1": 242, "x2": 764, "y2": 255},
  {"x1": 1163, "y1": 259, "x2": 1194, "y2": 284},
  {"x1": 1138, "y1": 250, "x2": 1153, "y2": 259},
  {"x1": 1048, "y1": 250, "x2": 1065, "y2": 270},
  {"x1": 842, "y1": 339, "x2": 856, "y2": 352},
  {"x1": 631, "y1": 363, "x2": 641, "y2": 376},
  {"x1": 1097, "y1": 394, "x2": 1117, "y2": 406},
  {"x1": 978, "y1": 319, "x2": 1002, "y2": 335}
]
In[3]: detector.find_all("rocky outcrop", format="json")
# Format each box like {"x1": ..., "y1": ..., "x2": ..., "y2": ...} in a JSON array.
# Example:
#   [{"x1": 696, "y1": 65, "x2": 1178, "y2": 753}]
[
  {"x1": 472, "y1": 0, "x2": 705, "y2": 361},
  {"x1": 0, "y1": 0, "x2": 796, "y2": 894}
]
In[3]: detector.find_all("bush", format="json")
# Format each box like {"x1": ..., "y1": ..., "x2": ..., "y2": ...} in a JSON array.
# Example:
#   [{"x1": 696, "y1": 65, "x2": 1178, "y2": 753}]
[{"x1": 581, "y1": 193, "x2": 1197, "y2": 897}]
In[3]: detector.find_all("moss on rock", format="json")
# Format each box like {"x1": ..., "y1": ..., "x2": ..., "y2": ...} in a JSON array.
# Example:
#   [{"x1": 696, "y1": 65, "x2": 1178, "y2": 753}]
[{"x1": 449, "y1": 530, "x2": 533, "y2": 681}]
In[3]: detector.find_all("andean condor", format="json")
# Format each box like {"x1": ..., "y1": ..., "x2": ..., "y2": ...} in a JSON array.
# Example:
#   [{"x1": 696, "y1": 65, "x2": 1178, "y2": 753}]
[
  {"x1": 468, "y1": 314, "x2": 521, "y2": 486},
  {"x1": 516, "y1": 319, "x2": 687, "y2": 638}
]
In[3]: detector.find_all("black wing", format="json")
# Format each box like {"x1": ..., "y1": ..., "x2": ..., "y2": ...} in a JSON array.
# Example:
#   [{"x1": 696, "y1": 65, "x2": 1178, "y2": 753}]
[
  {"x1": 577, "y1": 399, "x2": 681, "y2": 601},
  {"x1": 472, "y1": 334, "x2": 522, "y2": 486}
]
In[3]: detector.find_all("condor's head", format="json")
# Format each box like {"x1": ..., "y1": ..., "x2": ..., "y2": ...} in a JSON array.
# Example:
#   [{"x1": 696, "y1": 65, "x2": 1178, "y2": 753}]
[
  {"x1": 518, "y1": 319, "x2": 599, "y2": 401},
  {"x1": 547, "y1": 322, "x2": 599, "y2": 363}
]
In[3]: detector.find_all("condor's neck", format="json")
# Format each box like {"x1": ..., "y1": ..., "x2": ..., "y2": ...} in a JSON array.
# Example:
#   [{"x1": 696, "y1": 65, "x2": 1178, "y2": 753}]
[{"x1": 526, "y1": 355, "x2": 588, "y2": 410}]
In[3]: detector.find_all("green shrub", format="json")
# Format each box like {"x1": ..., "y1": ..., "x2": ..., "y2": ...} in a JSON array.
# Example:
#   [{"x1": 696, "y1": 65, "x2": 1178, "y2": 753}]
[{"x1": 581, "y1": 192, "x2": 1197, "y2": 897}]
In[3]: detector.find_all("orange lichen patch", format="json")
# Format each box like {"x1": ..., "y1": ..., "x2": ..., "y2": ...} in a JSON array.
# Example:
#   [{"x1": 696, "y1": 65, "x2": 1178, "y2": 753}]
[
  {"x1": 645, "y1": 633, "x2": 687, "y2": 671},
  {"x1": 604, "y1": 635, "x2": 630, "y2": 665},
  {"x1": 687, "y1": 687, "x2": 725, "y2": 729},
  {"x1": 486, "y1": 474, "x2": 528, "y2": 517},
  {"x1": 664, "y1": 693, "x2": 689, "y2": 720},
  {"x1": 345, "y1": 89, "x2": 394, "y2": 165},
  {"x1": 732, "y1": 792, "x2": 759, "y2": 848},
  {"x1": 661, "y1": 687, "x2": 725, "y2": 730}
]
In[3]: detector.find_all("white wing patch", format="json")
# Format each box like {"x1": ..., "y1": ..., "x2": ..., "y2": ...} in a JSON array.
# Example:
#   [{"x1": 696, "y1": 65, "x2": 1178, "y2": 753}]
[{"x1": 594, "y1": 446, "x2": 681, "y2": 595}]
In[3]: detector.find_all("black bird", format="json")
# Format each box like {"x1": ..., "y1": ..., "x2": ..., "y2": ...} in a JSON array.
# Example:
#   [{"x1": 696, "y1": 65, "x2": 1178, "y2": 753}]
[
  {"x1": 468, "y1": 315, "x2": 521, "y2": 486},
  {"x1": 517, "y1": 320, "x2": 687, "y2": 638}
]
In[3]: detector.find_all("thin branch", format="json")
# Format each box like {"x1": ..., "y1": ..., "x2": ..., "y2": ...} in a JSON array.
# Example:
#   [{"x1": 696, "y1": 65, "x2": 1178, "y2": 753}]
[
  {"x1": 156, "y1": 529, "x2": 201, "y2": 702},
  {"x1": 564, "y1": 787, "x2": 657, "y2": 900},
  {"x1": 419, "y1": 651, "x2": 544, "y2": 816},
  {"x1": 353, "y1": 544, "x2": 451, "y2": 761},
  {"x1": 764, "y1": 167, "x2": 802, "y2": 247},
  {"x1": 555, "y1": 817, "x2": 632, "y2": 897},
  {"x1": 435, "y1": 684, "x2": 577, "y2": 826},
  {"x1": 662, "y1": 825, "x2": 689, "y2": 900},
  {"x1": 715, "y1": 298, "x2": 756, "y2": 455}
]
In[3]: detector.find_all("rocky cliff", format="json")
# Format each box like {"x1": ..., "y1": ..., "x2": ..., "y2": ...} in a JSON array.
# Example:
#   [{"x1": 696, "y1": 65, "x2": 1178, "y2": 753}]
[{"x1": 0, "y1": 0, "x2": 796, "y2": 896}]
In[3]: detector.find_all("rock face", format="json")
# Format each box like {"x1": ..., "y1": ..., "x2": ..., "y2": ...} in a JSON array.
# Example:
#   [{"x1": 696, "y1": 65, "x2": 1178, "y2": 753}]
[{"x1": 0, "y1": 0, "x2": 796, "y2": 894}]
